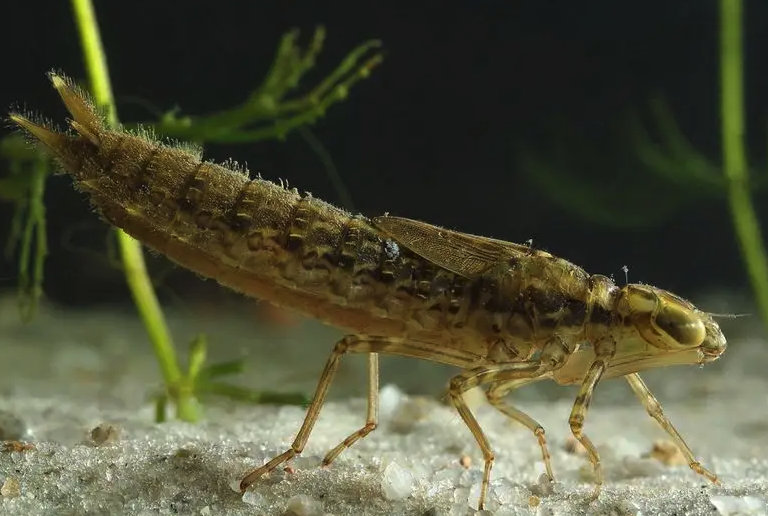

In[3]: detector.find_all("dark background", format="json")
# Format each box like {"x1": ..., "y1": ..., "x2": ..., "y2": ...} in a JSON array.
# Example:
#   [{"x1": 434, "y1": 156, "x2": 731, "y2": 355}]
[{"x1": 1, "y1": 0, "x2": 766, "y2": 310}]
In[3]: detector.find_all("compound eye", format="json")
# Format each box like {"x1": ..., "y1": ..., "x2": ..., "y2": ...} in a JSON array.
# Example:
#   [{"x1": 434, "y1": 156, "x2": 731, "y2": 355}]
[{"x1": 655, "y1": 302, "x2": 706, "y2": 348}]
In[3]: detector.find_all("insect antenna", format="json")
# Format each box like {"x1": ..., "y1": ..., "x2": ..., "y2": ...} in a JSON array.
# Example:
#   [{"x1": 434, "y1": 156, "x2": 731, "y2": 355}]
[{"x1": 707, "y1": 312, "x2": 750, "y2": 319}]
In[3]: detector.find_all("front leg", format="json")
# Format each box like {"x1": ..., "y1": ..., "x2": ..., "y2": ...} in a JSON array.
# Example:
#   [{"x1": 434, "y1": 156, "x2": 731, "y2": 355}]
[
  {"x1": 624, "y1": 372, "x2": 719, "y2": 485},
  {"x1": 567, "y1": 336, "x2": 615, "y2": 500}
]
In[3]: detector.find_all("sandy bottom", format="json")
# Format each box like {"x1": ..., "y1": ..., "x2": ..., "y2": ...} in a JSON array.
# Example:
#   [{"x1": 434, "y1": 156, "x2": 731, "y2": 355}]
[{"x1": 0, "y1": 291, "x2": 766, "y2": 516}]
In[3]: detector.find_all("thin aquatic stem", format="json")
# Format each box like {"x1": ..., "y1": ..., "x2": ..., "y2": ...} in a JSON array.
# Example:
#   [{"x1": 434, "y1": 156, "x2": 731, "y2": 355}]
[
  {"x1": 719, "y1": 0, "x2": 768, "y2": 326},
  {"x1": 69, "y1": 0, "x2": 197, "y2": 421},
  {"x1": 15, "y1": 157, "x2": 48, "y2": 321}
]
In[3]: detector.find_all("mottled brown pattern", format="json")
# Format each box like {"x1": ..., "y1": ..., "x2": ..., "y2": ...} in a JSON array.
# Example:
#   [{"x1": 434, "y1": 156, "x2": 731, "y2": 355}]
[{"x1": 9, "y1": 72, "x2": 730, "y2": 510}]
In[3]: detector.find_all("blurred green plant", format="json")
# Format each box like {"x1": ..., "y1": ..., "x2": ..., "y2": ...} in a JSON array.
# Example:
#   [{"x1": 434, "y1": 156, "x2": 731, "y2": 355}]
[
  {"x1": 1, "y1": 0, "x2": 383, "y2": 422},
  {"x1": 716, "y1": 0, "x2": 768, "y2": 326},
  {"x1": 0, "y1": 137, "x2": 48, "y2": 322},
  {"x1": 516, "y1": 119, "x2": 696, "y2": 229},
  {"x1": 519, "y1": 0, "x2": 768, "y2": 328}
]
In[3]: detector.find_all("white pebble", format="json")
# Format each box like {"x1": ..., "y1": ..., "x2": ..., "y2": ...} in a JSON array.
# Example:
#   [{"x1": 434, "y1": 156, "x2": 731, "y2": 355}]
[
  {"x1": 379, "y1": 384, "x2": 406, "y2": 421},
  {"x1": 432, "y1": 467, "x2": 462, "y2": 487},
  {"x1": 468, "y1": 482, "x2": 484, "y2": 510},
  {"x1": 449, "y1": 502, "x2": 469, "y2": 516},
  {"x1": 530, "y1": 473, "x2": 556, "y2": 496},
  {"x1": 466, "y1": 483, "x2": 501, "y2": 512},
  {"x1": 292, "y1": 455, "x2": 322, "y2": 470},
  {"x1": 242, "y1": 490, "x2": 267, "y2": 507},
  {"x1": 284, "y1": 494, "x2": 324, "y2": 516},
  {"x1": 453, "y1": 487, "x2": 470, "y2": 505},
  {"x1": 459, "y1": 468, "x2": 482, "y2": 488},
  {"x1": 381, "y1": 461, "x2": 414, "y2": 500},
  {"x1": 710, "y1": 495, "x2": 767, "y2": 516},
  {"x1": 228, "y1": 476, "x2": 243, "y2": 493},
  {"x1": 490, "y1": 477, "x2": 530, "y2": 507}
]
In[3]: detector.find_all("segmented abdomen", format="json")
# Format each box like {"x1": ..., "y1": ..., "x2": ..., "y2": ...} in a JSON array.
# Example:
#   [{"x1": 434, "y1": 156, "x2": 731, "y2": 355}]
[
  {"x1": 85, "y1": 131, "x2": 602, "y2": 341},
  {"x1": 78, "y1": 130, "x2": 460, "y2": 323},
  {"x1": 13, "y1": 74, "x2": 612, "y2": 358}
]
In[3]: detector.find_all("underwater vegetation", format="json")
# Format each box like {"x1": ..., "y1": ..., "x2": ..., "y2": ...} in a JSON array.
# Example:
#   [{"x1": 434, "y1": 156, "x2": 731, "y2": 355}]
[
  {"x1": 520, "y1": 0, "x2": 768, "y2": 331},
  {"x1": 1, "y1": 0, "x2": 382, "y2": 422},
  {"x1": 2, "y1": 0, "x2": 765, "y2": 426}
]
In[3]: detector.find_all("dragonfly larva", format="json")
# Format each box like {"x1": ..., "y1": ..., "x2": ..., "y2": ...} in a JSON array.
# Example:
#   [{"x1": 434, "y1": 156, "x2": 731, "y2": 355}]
[{"x1": 9, "y1": 72, "x2": 728, "y2": 510}]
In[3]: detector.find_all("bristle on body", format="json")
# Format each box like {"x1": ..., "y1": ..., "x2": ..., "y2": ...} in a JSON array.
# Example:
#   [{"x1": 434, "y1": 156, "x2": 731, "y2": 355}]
[
  {"x1": 10, "y1": 73, "x2": 103, "y2": 154},
  {"x1": 6, "y1": 71, "x2": 419, "y2": 338},
  {"x1": 49, "y1": 73, "x2": 105, "y2": 146}
]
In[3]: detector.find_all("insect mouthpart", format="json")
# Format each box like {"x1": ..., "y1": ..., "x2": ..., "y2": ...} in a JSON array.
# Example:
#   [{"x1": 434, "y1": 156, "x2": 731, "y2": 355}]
[{"x1": 698, "y1": 318, "x2": 728, "y2": 362}]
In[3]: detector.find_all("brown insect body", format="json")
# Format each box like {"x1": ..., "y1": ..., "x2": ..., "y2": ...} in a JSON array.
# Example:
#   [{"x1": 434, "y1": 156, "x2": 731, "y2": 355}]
[{"x1": 10, "y1": 73, "x2": 728, "y2": 510}]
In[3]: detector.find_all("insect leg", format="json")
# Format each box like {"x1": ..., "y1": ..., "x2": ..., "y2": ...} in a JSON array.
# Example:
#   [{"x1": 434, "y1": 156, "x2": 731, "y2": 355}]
[
  {"x1": 322, "y1": 352, "x2": 379, "y2": 466},
  {"x1": 448, "y1": 361, "x2": 550, "y2": 510},
  {"x1": 240, "y1": 335, "x2": 376, "y2": 490},
  {"x1": 240, "y1": 335, "x2": 480, "y2": 491},
  {"x1": 486, "y1": 377, "x2": 555, "y2": 481},
  {"x1": 567, "y1": 359, "x2": 607, "y2": 499},
  {"x1": 484, "y1": 334, "x2": 570, "y2": 483},
  {"x1": 624, "y1": 372, "x2": 719, "y2": 484}
]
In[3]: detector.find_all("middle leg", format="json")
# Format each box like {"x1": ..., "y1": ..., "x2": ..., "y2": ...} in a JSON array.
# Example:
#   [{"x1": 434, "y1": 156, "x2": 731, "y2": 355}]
[
  {"x1": 447, "y1": 361, "x2": 554, "y2": 510},
  {"x1": 484, "y1": 334, "x2": 571, "y2": 483},
  {"x1": 486, "y1": 377, "x2": 554, "y2": 482}
]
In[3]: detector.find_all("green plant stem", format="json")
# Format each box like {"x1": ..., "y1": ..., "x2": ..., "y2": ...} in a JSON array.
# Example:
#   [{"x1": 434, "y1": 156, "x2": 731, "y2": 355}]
[
  {"x1": 16, "y1": 157, "x2": 48, "y2": 321},
  {"x1": 69, "y1": 0, "x2": 116, "y2": 124},
  {"x1": 70, "y1": 0, "x2": 197, "y2": 421},
  {"x1": 720, "y1": 0, "x2": 768, "y2": 325}
]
